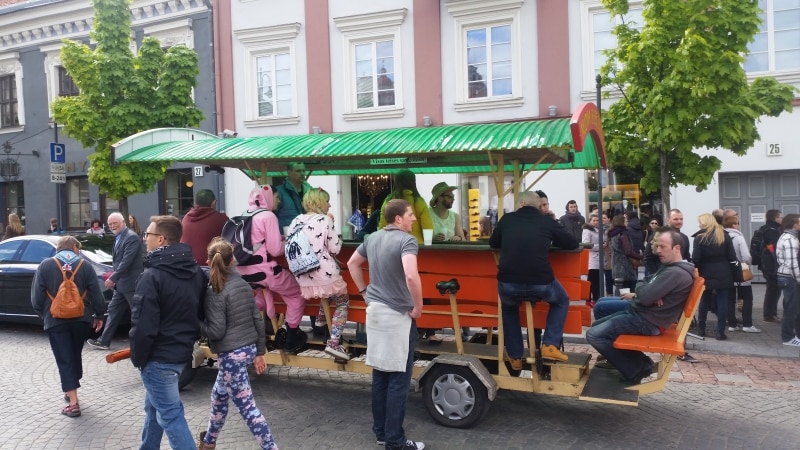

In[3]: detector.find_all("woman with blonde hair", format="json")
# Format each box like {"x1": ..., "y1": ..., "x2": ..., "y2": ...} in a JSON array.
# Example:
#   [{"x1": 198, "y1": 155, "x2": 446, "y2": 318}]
[
  {"x1": 4, "y1": 213, "x2": 25, "y2": 240},
  {"x1": 287, "y1": 187, "x2": 351, "y2": 360},
  {"x1": 199, "y1": 237, "x2": 277, "y2": 450},
  {"x1": 692, "y1": 213, "x2": 737, "y2": 340}
]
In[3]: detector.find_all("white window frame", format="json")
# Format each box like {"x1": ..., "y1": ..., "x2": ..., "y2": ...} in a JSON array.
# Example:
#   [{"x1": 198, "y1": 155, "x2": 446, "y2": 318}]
[
  {"x1": 579, "y1": 0, "x2": 643, "y2": 100},
  {"x1": 745, "y1": 0, "x2": 800, "y2": 85},
  {"x1": 0, "y1": 52, "x2": 24, "y2": 133},
  {"x1": 334, "y1": 9, "x2": 407, "y2": 121},
  {"x1": 234, "y1": 23, "x2": 301, "y2": 128},
  {"x1": 447, "y1": 0, "x2": 524, "y2": 112}
]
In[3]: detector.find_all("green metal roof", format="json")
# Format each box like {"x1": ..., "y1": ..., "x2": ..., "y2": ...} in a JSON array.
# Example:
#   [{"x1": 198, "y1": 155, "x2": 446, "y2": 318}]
[{"x1": 114, "y1": 115, "x2": 604, "y2": 176}]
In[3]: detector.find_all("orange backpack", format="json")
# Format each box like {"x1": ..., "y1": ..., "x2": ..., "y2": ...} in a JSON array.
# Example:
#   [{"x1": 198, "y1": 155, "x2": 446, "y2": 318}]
[{"x1": 47, "y1": 258, "x2": 86, "y2": 319}]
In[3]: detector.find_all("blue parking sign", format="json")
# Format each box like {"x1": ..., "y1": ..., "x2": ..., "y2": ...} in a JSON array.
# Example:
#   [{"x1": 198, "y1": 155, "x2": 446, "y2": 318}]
[{"x1": 50, "y1": 143, "x2": 65, "y2": 163}]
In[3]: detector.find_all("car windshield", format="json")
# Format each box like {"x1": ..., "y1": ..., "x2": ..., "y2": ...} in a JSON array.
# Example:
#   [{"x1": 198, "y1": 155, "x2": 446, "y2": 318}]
[{"x1": 76, "y1": 235, "x2": 115, "y2": 264}]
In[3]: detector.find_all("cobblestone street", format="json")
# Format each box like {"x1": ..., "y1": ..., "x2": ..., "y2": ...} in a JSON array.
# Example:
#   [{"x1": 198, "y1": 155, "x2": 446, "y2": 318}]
[{"x1": 2, "y1": 317, "x2": 800, "y2": 450}]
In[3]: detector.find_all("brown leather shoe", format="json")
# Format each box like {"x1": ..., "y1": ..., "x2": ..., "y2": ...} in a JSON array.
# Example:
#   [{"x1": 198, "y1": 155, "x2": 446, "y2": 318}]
[
  {"x1": 198, "y1": 431, "x2": 215, "y2": 449},
  {"x1": 541, "y1": 344, "x2": 568, "y2": 362},
  {"x1": 503, "y1": 350, "x2": 522, "y2": 371}
]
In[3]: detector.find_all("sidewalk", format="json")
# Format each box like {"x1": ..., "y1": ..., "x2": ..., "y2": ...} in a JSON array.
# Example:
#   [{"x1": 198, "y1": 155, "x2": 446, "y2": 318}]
[
  {"x1": 563, "y1": 282, "x2": 800, "y2": 391},
  {"x1": 566, "y1": 282, "x2": 800, "y2": 359}
]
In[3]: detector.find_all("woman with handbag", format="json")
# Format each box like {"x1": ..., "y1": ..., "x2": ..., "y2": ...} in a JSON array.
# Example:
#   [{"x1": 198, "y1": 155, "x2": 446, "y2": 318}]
[
  {"x1": 723, "y1": 215, "x2": 761, "y2": 333},
  {"x1": 608, "y1": 215, "x2": 641, "y2": 293},
  {"x1": 693, "y1": 213, "x2": 738, "y2": 340}
]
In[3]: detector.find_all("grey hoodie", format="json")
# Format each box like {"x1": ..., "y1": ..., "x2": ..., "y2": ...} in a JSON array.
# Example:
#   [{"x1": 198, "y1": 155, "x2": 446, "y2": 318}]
[{"x1": 631, "y1": 260, "x2": 696, "y2": 328}]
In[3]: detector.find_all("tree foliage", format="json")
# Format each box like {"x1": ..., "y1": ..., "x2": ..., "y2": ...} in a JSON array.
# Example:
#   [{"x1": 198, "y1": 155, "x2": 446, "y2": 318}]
[
  {"x1": 52, "y1": 0, "x2": 203, "y2": 214},
  {"x1": 599, "y1": 0, "x2": 796, "y2": 211}
]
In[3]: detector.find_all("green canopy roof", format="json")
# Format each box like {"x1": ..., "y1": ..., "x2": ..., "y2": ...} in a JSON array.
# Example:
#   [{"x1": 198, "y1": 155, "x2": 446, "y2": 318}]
[{"x1": 114, "y1": 105, "x2": 606, "y2": 176}]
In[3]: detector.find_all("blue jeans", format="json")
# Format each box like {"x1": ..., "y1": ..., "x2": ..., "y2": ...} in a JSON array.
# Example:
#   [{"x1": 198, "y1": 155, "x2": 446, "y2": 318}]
[
  {"x1": 698, "y1": 288, "x2": 731, "y2": 334},
  {"x1": 498, "y1": 280, "x2": 568, "y2": 358},
  {"x1": 139, "y1": 361, "x2": 195, "y2": 450},
  {"x1": 777, "y1": 277, "x2": 800, "y2": 342},
  {"x1": 372, "y1": 320, "x2": 416, "y2": 449},
  {"x1": 48, "y1": 321, "x2": 90, "y2": 392},
  {"x1": 586, "y1": 309, "x2": 661, "y2": 381},
  {"x1": 593, "y1": 297, "x2": 630, "y2": 322}
]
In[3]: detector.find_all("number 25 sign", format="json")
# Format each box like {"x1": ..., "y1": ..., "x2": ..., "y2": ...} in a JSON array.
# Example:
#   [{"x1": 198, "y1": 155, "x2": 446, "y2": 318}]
[{"x1": 767, "y1": 143, "x2": 782, "y2": 156}]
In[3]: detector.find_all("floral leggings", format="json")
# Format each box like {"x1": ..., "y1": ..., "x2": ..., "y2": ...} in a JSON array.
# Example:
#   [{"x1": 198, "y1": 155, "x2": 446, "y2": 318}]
[
  {"x1": 203, "y1": 344, "x2": 278, "y2": 450},
  {"x1": 316, "y1": 294, "x2": 349, "y2": 345}
]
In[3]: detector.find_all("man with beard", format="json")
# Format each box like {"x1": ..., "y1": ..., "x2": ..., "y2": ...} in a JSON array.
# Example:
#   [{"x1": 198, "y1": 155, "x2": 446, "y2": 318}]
[{"x1": 429, "y1": 182, "x2": 466, "y2": 242}]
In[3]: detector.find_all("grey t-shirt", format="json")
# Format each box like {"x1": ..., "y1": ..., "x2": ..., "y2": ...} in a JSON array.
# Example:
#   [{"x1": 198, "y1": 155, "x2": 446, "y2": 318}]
[{"x1": 356, "y1": 227, "x2": 418, "y2": 313}]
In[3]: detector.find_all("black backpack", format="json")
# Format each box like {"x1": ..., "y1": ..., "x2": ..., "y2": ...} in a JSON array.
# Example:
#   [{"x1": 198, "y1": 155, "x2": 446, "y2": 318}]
[
  {"x1": 220, "y1": 209, "x2": 268, "y2": 266},
  {"x1": 750, "y1": 226, "x2": 765, "y2": 267}
]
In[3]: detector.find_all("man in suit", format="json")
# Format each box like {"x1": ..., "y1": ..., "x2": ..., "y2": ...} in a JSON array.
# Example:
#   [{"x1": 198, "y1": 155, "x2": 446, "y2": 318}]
[{"x1": 87, "y1": 212, "x2": 144, "y2": 350}]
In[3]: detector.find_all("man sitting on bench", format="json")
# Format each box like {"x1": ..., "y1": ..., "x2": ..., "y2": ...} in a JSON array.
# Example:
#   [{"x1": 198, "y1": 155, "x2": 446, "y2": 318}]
[{"x1": 586, "y1": 228, "x2": 695, "y2": 384}]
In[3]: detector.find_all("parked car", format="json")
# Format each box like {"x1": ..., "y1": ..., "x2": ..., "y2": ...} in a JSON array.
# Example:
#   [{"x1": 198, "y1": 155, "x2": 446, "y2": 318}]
[{"x1": 0, "y1": 234, "x2": 114, "y2": 325}]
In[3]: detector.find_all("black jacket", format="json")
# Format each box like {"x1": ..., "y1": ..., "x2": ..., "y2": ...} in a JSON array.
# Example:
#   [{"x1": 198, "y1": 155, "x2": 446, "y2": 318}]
[
  {"x1": 129, "y1": 243, "x2": 205, "y2": 368},
  {"x1": 626, "y1": 216, "x2": 645, "y2": 253},
  {"x1": 760, "y1": 221, "x2": 781, "y2": 277},
  {"x1": 490, "y1": 206, "x2": 579, "y2": 284},
  {"x1": 692, "y1": 231, "x2": 737, "y2": 290}
]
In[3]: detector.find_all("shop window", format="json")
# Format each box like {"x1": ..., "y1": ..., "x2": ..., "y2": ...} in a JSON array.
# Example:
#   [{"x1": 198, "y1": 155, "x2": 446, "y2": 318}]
[
  {"x1": 1, "y1": 181, "x2": 24, "y2": 224},
  {"x1": 66, "y1": 177, "x2": 91, "y2": 229},
  {"x1": 163, "y1": 170, "x2": 194, "y2": 217}
]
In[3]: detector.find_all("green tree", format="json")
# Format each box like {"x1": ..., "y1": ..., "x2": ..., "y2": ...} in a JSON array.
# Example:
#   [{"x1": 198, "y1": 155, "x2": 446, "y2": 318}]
[
  {"x1": 52, "y1": 0, "x2": 203, "y2": 215},
  {"x1": 600, "y1": 0, "x2": 795, "y2": 211}
]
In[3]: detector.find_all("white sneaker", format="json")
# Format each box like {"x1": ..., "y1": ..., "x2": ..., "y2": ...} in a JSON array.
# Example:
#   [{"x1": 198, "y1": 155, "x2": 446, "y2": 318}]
[
  {"x1": 727, "y1": 326, "x2": 740, "y2": 332},
  {"x1": 324, "y1": 343, "x2": 350, "y2": 360},
  {"x1": 782, "y1": 336, "x2": 800, "y2": 347},
  {"x1": 741, "y1": 326, "x2": 762, "y2": 333}
]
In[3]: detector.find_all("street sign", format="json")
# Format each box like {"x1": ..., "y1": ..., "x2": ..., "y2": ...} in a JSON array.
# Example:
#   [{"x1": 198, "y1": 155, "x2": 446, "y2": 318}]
[
  {"x1": 50, "y1": 163, "x2": 65, "y2": 173},
  {"x1": 50, "y1": 143, "x2": 65, "y2": 163},
  {"x1": 50, "y1": 173, "x2": 66, "y2": 183}
]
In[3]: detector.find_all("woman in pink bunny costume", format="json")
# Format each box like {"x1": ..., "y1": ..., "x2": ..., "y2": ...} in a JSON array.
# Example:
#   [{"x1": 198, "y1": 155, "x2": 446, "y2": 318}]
[{"x1": 237, "y1": 185, "x2": 307, "y2": 353}]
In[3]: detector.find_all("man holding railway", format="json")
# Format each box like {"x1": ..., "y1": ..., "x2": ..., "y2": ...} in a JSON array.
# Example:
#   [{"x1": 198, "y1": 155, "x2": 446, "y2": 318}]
[
  {"x1": 490, "y1": 190, "x2": 579, "y2": 370},
  {"x1": 586, "y1": 228, "x2": 695, "y2": 384}
]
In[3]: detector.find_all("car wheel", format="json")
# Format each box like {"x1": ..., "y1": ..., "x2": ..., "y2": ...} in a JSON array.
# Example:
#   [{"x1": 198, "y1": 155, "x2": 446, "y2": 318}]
[{"x1": 422, "y1": 364, "x2": 490, "y2": 429}]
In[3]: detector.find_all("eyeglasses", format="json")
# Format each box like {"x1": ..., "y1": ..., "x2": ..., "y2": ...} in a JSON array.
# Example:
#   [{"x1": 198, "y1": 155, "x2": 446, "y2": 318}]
[
  {"x1": 650, "y1": 222, "x2": 658, "y2": 225},
  {"x1": 143, "y1": 232, "x2": 162, "y2": 239}
]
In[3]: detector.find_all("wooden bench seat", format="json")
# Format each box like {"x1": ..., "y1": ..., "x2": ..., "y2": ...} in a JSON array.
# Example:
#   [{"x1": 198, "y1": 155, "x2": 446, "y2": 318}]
[{"x1": 610, "y1": 272, "x2": 705, "y2": 392}]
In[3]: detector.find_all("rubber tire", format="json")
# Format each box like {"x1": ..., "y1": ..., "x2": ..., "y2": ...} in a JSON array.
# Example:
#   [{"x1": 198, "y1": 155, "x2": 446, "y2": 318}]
[
  {"x1": 422, "y1": 364, "x2": 490, "y2": 429},
  {"x1": 178, "y1": 360, "x2": 197, "y2": 391}
]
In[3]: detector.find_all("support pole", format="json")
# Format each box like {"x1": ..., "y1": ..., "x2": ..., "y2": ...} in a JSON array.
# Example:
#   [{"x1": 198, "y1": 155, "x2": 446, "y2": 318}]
[{"x1": 596, "y1": 74, "x2": 605, "y2": 298}]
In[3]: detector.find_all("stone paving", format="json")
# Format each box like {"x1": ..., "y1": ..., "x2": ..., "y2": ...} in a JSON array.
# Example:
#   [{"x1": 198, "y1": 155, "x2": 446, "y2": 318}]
[{"x1": 2, "y1": 283, "x2": 799, "y2": 449}]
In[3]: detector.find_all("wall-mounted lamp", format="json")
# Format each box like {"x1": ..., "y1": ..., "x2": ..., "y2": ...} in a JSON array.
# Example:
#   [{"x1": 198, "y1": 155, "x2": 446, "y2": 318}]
[
  {"x1": 422, "y1": 116, "x2": 432, "y2": 127},
  {"x1": 548, "y1": 105, "x2": 558, "y2": 117},
  {"x1": 218, "y1": 129, "x2": 238, "y2": 138},
  {"x1": 312, "y1": 126, "x2": 322, "y2": 134},
  {"x1": 185, "y1": 180, "x2": 194, "y2": 188},
  {"x1": 205, "y1": 165, "x2": 225, "y2": 174}
]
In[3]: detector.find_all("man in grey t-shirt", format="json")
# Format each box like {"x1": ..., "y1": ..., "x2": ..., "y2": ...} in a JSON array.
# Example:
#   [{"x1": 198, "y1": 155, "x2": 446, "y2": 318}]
[{"x1": 348, "y1": 198, "x2": 425, "y2": 450}]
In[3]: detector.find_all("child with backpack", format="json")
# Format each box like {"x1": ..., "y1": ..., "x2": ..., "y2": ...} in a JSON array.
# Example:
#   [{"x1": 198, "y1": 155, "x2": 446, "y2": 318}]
[
  {"x1": 287, "y1": 188, "x2": 350, "y2": 360},
  {"x1": 235, "y1": 185, "x2": 307, "y2": 353}
]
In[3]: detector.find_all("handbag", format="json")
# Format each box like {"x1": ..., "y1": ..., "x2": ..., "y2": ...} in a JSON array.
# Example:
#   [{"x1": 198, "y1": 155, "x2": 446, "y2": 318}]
[
  {"x1": 730, "y1": 260, "x2": 745, "y2": 283},
  {"x1": 628, "y1": 257, "x2": 641, "y2": 269},
  {"x1": 741, "y1": 262, "x2": 753, "y2": 282}
]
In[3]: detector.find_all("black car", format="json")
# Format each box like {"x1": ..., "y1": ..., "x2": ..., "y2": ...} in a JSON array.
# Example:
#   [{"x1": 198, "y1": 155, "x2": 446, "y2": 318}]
[{"x1": 0, "y1": 234, "x2": 114, "y2": 325}]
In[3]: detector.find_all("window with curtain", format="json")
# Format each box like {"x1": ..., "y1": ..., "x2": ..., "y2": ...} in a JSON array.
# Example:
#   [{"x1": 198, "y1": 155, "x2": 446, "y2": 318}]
[
  {"x1": 256, "y1": 53, "x2": 293, "y2": 118},
  {"x1": 0, "y1": 74, "x2": 19, "y2": 128},
  {"x1": 355, "y1": 40, "x2": 396, "y2": 108}
]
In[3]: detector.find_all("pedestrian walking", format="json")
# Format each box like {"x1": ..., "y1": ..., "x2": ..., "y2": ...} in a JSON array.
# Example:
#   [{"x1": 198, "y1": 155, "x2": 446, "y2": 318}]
[
  {"x1": 198, "y1": 237, "x2": 277, "y2": 450},
  {"x1": 776, "y1": 214, "x2": 800, "y2": 347}
]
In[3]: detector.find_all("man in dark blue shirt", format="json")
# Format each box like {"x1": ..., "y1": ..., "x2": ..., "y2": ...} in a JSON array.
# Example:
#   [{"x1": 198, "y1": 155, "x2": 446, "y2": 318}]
[{"x1": 490, "y1": 190, "x2": 579, "y2": 370}]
